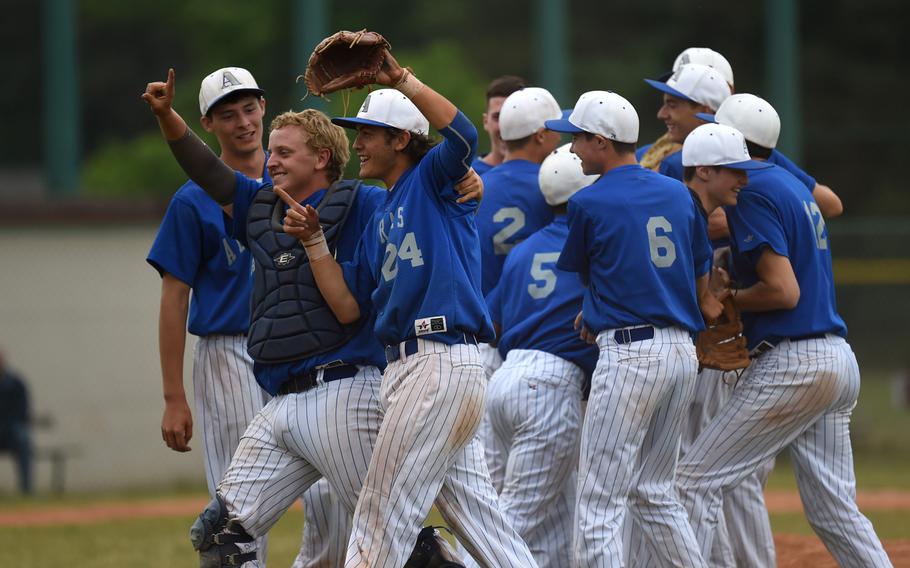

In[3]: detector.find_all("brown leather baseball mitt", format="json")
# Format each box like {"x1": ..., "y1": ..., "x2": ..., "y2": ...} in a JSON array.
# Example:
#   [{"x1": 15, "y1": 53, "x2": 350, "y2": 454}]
[
  {"x1": 696, "y1": 295, "x2": 750, "y2": 372},
  {"x1": 303, "y1": 29, "x2": 391, "y2": 97}
]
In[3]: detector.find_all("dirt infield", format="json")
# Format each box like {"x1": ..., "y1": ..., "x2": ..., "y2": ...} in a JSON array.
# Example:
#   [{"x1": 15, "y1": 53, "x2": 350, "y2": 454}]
[
  {"x1": 775, "y1": 534, "x2": 910, "y2": 567},
  {"x1": 3, "y1": 490, "x2": 909, "y2": 566}
]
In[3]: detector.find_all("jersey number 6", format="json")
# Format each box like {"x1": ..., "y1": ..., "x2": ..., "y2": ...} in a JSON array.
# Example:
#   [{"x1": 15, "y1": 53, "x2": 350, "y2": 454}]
[{"x1": 646, "y1": 216, "x2": 677, "y2": 268}]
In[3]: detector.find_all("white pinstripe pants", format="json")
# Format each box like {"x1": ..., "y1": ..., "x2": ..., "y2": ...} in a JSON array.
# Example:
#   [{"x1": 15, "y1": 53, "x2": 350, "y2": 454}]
[
  {"x1": 294, "y1": 478, "x2": 350, "y2": 568},
  {"x1": 194, "y1": 335, "x2": 271, "y2": 562},
  {"x1": 483, "y1": 349, "x2": 584, "y2": 568},
  {"x1": 219, "y1": 368, "x2": 382, "y2": 546},
  {"x1": 574, "y1": 326, "x2": 705, "y2": 568},
  {"x1": 344, "y1": 340, "x2": 537, "y2": 568},
  {"x1": 677, "y1": 335, "x2": 893, "y2": 567},
  {"x1": 193, "y1": 334, "x2": 269, "y2": 497}
]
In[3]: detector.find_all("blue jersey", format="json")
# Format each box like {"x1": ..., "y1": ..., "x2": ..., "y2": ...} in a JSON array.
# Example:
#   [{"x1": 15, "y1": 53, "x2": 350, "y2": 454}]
[
  {"x1": 725, "y1": 164, "x2": 846, "y2": 349},
  {"x1": 557, "y1": 164, "x2": 713, "y2": 334},
  {"x1": 635, "y1": 143, "x2": 653, "y2": 162},
  {"x1": 341, "y1": 111, "x2": 495, "y2": 346},
  {"x1": 657, "y1": 149, "x2": 685, "y2": 181},
  {"x1": 471, "y1": 155, "x2": 494, "y2": 176},
  {"x1": 768, "y1": 149, "x2": 816, "y2": 192},
  {"x1": 486, "y1": 216, "x2": 598, "y2": 376},
  {"x1": 147, "y1": 164, "x2": 269, "y2": 336},
  {"x1": 476, "y1": 160, "x2": 554, "y2": 295},
  {"x1": 231, "y1": 173, "x2": 388, "y2": 395}
]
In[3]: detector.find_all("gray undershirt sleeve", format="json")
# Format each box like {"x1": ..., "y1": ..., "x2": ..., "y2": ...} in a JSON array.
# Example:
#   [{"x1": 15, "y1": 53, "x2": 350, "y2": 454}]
[{"x1": 167, "y1": 128, "x2": 236, "y2": 205}]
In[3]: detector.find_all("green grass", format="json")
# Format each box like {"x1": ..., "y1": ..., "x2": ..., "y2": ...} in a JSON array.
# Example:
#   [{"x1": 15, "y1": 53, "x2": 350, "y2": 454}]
[{"x1": 770, "y1": 510, "x2": 910, "y2": 540}]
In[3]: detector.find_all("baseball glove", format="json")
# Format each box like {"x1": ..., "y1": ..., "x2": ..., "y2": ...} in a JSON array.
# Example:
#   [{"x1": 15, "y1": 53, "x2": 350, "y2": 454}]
[
  {"x1": 696, "y1": 295, "x2": 750, "y2": 372},
  {"x1": 303, "y1": 29, "x2": 391, "y2": 97},
  {"x1": 403, "y1": 526, "x2": 466, "y2": 568}
]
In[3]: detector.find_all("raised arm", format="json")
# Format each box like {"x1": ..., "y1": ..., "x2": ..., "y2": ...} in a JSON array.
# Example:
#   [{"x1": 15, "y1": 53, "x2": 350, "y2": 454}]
[
  {"x1": 277, "y1": 188, "x2": 362, "y2": 324},
  {"x1": 812, "y1": 183, "x2": 844, "y2": 218},
  {"x1": 141, "y1": 69, "x2": 236, "y2": 205}
]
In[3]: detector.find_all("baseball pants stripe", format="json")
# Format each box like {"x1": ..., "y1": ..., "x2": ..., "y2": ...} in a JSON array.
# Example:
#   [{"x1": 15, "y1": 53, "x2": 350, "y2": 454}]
[
  {"x1": 219, "y1": 368, "x2": 382, "y2": 546},
  {"x1": 482, "y1": 349, "x2": 583, "y2": 568},
  {"x1": 293, "y1": 477, "x2": 350, "y2": 568},
  {"x1": 677, "y1": 335, "x2": 893, "y2": 567},
  {"x1": 574, "y1": 326, "x2": 705, "y2": 568},
  {"x1": 344, "y1": 340, "x2": 537, "y2": 568},
  {"x1": 194, "y1": 334, "x2": 270, "y2": 560}
]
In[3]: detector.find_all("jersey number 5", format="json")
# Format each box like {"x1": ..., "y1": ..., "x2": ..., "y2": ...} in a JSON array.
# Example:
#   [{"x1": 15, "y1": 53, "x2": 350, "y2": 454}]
[
  {"x1": 528, "y1": 252, "x2": 560, "y2": 299},
  {"x1": 381, "y1": 232, "x2": 425, "y2": 281},
  {"x1": 646, "y1": 216, "x2": 677, "y2": 268}
]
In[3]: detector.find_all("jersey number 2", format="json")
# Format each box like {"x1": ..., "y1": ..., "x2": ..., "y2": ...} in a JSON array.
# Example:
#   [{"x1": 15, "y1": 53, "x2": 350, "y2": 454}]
[
  {"x1": 381, "y1": 232, "x2": 425, "y2": 281},
  {"x1": 646, "y1": 216, "x2": 677, "y2": 268},
  {"x1": 493, "y1": 207, "x2": 526, "y2": 255}
]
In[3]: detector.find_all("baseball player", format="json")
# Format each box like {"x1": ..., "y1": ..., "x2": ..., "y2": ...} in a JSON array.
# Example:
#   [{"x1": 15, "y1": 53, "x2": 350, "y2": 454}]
[
  {"x1": 475, "y1": 86, "x2": 561, "y2": 376},
  {"x1": 147, "y1": 67, "x2": 365, "y2": 568},
  {"x1": 144, "y1": 69, "x2": 395, "y2": 568},
  {"x1": 480, "y1": 145, "x2": 599, "y2": 567},
  {"x1": 146, "y1": 66, "x2": 274, "y2": 561},
  {"x1": 546, "y1": 91, "x2": 713, "y2": 567},
  {"x1": 472, "y1": 75, "x2": 529, "y2": 175},
  {"x1": 675, "y1": 97, "x2": 893, "y2": 568},
  {"x1": 638, "y1": 47, "x2": 735, "y2": 172},
  {"x1": 283, "y1": 51, "x2": 538, "y2": 567}
]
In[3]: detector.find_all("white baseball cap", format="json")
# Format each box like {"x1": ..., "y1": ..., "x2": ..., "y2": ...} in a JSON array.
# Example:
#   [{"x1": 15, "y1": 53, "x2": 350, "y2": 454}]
[
  {"x1": 696, "y1": 94, "x2": 781, "y2": 149},
  {"x1": 645, "y1": 63, "x2": 731, "y2": 112},
  {"x1": 332, "y1": 89, "x2": 430, "y2": 135},
  {"x1": 673, "y1": 48, "x2": 734, "y2": 88},
  {"x1": 499, "y1": 87, "x2": 562, "y2": 141},
  {"x1": 545, "y1": 91, "x2": 639, "y2": 144},
  {"x1": 682, "y1": 123, "x2": 771, "y2": 171},
  {"x1": 199, "y1": 67, "x2": 264, "y2": 116},
  {"x1": 538, "y1": 144, "x2": 599, "y2": 205}
]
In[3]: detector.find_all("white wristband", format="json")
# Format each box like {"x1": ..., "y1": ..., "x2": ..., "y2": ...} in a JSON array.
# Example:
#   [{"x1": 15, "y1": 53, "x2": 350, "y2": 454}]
[
  {"x1": 395, "y1": 70, "x2": 425, "y2": 98},
  {"x1": 302, "y1": 230, "x2": 330, "y2": 261}
]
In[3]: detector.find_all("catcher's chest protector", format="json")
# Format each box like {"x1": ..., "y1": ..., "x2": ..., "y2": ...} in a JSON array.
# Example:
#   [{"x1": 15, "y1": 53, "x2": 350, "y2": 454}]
[{"x1": 246, "y1": 180, "x2": 361, "y2": 363}]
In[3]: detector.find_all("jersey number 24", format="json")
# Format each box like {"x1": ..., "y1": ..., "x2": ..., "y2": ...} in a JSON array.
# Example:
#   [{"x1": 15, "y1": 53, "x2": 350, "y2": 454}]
[{"x1": 382, "y1": 232, "x2": 424, "y2": 281}]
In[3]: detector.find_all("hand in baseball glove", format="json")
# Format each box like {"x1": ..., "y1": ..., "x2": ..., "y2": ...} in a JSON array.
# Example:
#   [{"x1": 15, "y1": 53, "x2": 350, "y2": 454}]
[
  {"x1": 696, "y1": 295, "x2": 750, "y2": 372},
  {"x1": 303, "y1": 29, "x2": 392, "y2": 97}
]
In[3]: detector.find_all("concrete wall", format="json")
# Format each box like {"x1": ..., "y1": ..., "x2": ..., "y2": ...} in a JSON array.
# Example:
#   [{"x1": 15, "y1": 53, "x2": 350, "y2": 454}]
[{"x1": 0, "y1": 225, "x2": 204, "y2": 492}]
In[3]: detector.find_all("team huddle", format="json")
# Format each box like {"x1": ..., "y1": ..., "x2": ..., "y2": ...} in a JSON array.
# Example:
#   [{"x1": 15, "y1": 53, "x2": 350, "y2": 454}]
[{"x1": 142, "y1": 38, "x2": 892, "y2": 567}]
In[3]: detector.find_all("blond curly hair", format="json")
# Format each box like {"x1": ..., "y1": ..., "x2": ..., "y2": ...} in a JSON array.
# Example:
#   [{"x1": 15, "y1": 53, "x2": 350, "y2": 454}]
[{"x1": 270, "y1": 110, "x2": 350, "y2": 183}]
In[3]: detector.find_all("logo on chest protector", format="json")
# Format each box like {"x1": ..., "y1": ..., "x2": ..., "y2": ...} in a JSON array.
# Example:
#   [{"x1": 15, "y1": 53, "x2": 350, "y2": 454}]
[
  {"x1": 415, "y1": 316, "x2": 447, "y2": 336},
  {"x1": 273, "y1": 251, "x2": 297, "y2": 267}
]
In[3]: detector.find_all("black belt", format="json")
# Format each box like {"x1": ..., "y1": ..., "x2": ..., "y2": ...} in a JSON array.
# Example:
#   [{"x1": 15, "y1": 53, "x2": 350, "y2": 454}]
[
  {"x1": 385, "y1": 334, "x2": 479, "y2": 364},
  {"x1": 277, "y1": 364, "x2": 360, "y2": 395},
  {"x1": 749, "y1": 333, "x2": 828, "y2": 359},
  {"x1": 613, "y1": 326, "x2": 655, "y2": 345}
]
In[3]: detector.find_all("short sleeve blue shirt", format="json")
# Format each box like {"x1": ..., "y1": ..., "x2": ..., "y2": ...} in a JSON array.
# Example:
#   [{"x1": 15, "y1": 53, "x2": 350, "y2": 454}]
[
  {"x1": 487, "y1": 216, "x2": 598, "y2": 376},
  {"x1": 725, "y1": 164, "x2": 846, "y2": 349},
  {"x1": 146, "y1": 164, "x2": 268, "y2": 336},
  {"x1": 767, "y1": 149, "x2": 816, "y2": 192},
  {"x1": 476, "y1": 160, "x2": 554, "y2": 295},
  {"x1": 471, "y1": 155, "x2": 494, "y2": 176},
  {"x1": 557, "y1": 164, "x2": 712, "y2": 334},
  {"x1": 340, "y1": 111, "x2": 495, "y2": 346},
  {"x1": 658, "y1": 149, "x2": 685, "y2": 182}
]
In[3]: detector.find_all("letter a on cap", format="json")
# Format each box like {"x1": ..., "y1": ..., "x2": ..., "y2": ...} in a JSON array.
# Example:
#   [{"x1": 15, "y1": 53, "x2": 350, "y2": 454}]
[{"x1": 222, "y1": 71, "x2": 242, "y2": 90}]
